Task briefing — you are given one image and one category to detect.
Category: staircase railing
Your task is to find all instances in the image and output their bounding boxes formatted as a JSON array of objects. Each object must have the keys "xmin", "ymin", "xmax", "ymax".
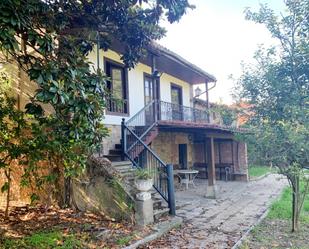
[{"xmin": 121, "ymin": 100, "xmax": 175, "ymax": 215}]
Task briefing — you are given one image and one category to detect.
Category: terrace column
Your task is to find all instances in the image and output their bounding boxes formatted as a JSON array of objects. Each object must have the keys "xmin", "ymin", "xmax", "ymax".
[{"xmin": 205, "ymin": 136, "xmax": 217, "ymax": 198}]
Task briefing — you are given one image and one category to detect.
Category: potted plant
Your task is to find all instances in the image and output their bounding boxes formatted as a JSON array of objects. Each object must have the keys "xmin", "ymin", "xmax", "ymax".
[{"xmin": 135, "ymin": 168, "xmax": 153, "ymax": 192}]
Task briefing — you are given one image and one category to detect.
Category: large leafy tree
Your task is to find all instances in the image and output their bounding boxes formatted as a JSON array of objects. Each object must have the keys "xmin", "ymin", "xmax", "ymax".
[
  {"xmin": 236, "ymin": 0, "xmax": 309, "ymax": 231},
  {"xmin": 0, "ymin": 0, "xmax": 193, "ymax": 207}
]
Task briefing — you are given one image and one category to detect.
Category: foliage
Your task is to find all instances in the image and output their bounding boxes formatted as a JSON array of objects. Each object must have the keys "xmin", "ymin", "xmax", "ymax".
[
  {"xmin": 0, "ymin": 0, "xmax": 193, "ymax": 206},
  {"xmin": 248, "ymin": 165, "xmax": 274, "ymax": 178},
  {"xmin": 0, "ymin": 72, "xmax": 32, "ymax": 218},
  {"xmin": 268, "ymin": 182, "xmax": 309, "ymax": 223},
  {"xmin": 116, "ymin": 235, "xmax": 133, "ymax": 246},
  {"xmin": 214, "ymin": 104, "xmax": 238, "ymax": 126},
  {"xmin": 1, "ymin": 230, "xmax": 82, "ymax": 249},
  {"xmin": 236, "ymin": 0, "xmax": 309, "ymax": 231},
  {"xmin": 135, "ymin": 168, "xmax": 153, "ymax": 180}
]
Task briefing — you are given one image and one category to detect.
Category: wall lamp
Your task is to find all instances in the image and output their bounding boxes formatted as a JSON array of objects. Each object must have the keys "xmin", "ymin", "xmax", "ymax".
[{"xmin": 152, "ymin": 70, "xmax": 163, "ymax": 79}]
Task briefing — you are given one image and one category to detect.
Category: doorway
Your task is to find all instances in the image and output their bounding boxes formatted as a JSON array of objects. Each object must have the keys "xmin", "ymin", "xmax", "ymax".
[
  {"xmin": 179, "ymin": 144, "xmax": 188, "ymax": 169},
  {"xmin": 144, "ymin": 74, "xmax": 160, "ymax": 123},
  {"xmin": 171, "ymin": 84, "xmax": 183, "ymax": 120}
]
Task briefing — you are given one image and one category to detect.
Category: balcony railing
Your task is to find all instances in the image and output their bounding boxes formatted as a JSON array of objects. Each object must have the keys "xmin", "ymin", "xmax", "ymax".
[
  {"xmin": 158, "ymin": 101, "xmax": 210, "ymax": 124},
  {"xmin": 106, "ymin": 96, "xmax": 128, "ymax": 114}
]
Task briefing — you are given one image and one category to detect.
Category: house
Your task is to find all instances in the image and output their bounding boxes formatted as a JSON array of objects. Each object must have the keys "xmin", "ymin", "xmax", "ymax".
[
  {"xmin": 89, "ymin": 43, "xmax": 249, "ymax": 215},
  {"xmin": 0, "ymin": 41, "xmax": 248, "ymax": 217}
]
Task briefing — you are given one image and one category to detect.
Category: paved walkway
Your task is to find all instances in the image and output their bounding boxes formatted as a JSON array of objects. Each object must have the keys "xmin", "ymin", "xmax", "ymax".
[{"xmin": 148, "ymin": 174, "xmax": 287, "ymax": 249}]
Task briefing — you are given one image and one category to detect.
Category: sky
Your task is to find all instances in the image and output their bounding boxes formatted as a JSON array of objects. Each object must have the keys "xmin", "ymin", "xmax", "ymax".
[{"xmin": 159, "ymin": 0, "xmax": 285, "ymax": 104}]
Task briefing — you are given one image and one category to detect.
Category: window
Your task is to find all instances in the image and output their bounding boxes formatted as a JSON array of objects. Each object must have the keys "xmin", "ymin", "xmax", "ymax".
[
  {"xmin": 105, "ymin": 60, "xmax": 128, "ymax": 114},
  {"xmin": 144, "ymin": 75, "xmax": 153, "ymax": 105}
]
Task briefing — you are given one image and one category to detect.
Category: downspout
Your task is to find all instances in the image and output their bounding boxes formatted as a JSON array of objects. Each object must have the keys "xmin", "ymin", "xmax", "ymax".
[
  {"xmin": 205, "ymin": 81, "xmax": 210, "ymax": 122},
  {"xmin": 96, "ymin": 31, "xmax": 100, "ymax": 70},
  {"xmin": 151, "ymin": 54, "xmax": 158, "ymax": 121}
]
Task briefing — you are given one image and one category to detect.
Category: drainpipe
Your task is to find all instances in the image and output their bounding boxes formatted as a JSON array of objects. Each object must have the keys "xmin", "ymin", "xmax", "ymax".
[
  {"xmin": 96, "ymin": 31, "xmax": 100, "ymax": 70},
  {"xmin": 151, "ymin": 54, "xmax": 158, "ymax": 121},
  {"xmin": 205, "ymin": 81, "xmax": 210, "ymax": 122}
]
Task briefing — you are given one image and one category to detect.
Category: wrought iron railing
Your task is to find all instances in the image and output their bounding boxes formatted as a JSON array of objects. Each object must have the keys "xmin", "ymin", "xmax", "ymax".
[
  {"xmin": 106, "ymin": 96, "xmax": 128, "ymax": 114},
  {"xmin": 122, "ymin": 100, "xmax": 175, "ymax": 215},
  {"xmin": 121, "ymin": 99, "xmax": 231, "ymax": 215},
  {"xmin": 158, "ymin": 100, "xmax": 210, "ymax": 123},
  {"xmin": 124, "ymin": 127, "xmax": 171, "ymax": 198}
]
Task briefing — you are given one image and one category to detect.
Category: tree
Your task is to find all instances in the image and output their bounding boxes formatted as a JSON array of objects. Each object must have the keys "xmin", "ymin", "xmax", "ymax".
[
  {"xmin": 236, "ymin": 0, "xmax": 309, "ymax": 232},
  {"xmin": 0, "ymin": 0, "xmax": 193, "ymax": 206}
]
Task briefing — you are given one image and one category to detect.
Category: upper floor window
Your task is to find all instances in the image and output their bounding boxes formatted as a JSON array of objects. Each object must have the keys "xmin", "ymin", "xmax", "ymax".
[{"xmin": 105, "ymin": 60, "xmax": 129, "ymax": 115}]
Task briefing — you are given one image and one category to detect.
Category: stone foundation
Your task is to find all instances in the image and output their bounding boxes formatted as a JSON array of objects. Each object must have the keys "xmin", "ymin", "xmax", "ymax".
[
  {"xmin": 72, "ymin": 156, "xmax": 135, "ymax": 221},
  {"xmin": 151, "ymin": 132, "xmax": 193, "ymax": 169},
  {"xmin": 150, "ymin": 131, "xmax": 248, "ymax": 181},
  {"xmin": 101, "ymin": 124, "xmax": 121, "ymax": 155}
]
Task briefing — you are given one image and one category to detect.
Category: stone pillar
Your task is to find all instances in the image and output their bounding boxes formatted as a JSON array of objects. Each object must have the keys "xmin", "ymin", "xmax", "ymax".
[
  {"xmin": 205, "ymin": 136, "xmax": 217, "ymax": 198},
  {"xmin": 135, "ymin": 185, "xmax": 154, "ymax": 226},
  {"xmin": 135, "ymin": 199, "xmax": 154, "ymax": 226},
  {"xmin": 238, "ymin": 142, "xmax": 249, "ymax": 182}
]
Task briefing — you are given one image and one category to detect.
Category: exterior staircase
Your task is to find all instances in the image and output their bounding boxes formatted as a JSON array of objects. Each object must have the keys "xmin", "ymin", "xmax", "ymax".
[
  {"xmin": 104, "ymin": 126, "xmax": 159, "ymax": 162},
  {"xmin": 104, "ymin": 143, "xmax": 122, "ymax": 162},
  {"xmin": 111, "ymin": 160, "xmax": 169, "ymax": 221},
  {"xmin": 104, "ymin": 100, "xmax": 176, "ymax": 216}
]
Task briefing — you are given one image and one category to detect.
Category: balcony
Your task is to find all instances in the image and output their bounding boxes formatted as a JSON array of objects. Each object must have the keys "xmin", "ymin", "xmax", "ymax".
[{"xmin": 159, "ymin": 101, "xmax": 211, "ymax": 123}]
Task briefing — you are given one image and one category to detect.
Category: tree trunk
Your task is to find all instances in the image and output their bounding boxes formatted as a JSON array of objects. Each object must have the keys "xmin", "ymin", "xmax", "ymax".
[
  {"xmin": 64, "ymin": 177, "xmax": 71, "ymax": 207},
  {"xmin": 4, "ymin": 169, "xmax": 11, "ymax": 220},
  {"xmin": 291, "ymin": 175, "xmax": 300, "ymax": 232}
]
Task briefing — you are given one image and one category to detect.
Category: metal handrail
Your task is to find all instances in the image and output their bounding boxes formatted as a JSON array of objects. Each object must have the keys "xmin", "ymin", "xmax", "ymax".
[
  {"xmin": 124, "ymin": 124, "xmax": 170, "ymax": 202},
  {"xmin": 125, "ymin": 125, "xmax": 167, "ymax": 166},
  {"xmin": 126, "ymin": 122, "xmax": 157, "ymax": 153},
  {"xmin": 125, "ymin": 99, "xmax": 155, "ymax": 126}
]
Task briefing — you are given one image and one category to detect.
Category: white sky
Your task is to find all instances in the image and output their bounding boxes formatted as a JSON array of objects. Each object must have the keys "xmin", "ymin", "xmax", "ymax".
[{"xmin": 159, "ymin": 0, "xmax": 285, "ymax": 104}]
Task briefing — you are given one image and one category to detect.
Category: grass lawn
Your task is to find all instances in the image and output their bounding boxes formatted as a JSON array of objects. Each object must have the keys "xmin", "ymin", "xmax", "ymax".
[
  {"xmin": 248, "ymin": 165, "xmax": 274, "ymax": 178},
  {"xmin": 1, "ymin": 230, "xmax": 83, "ymax": 249},
  {"xmin": 241, "ymin": 182, "xmax": 309, "ymax": 249}
]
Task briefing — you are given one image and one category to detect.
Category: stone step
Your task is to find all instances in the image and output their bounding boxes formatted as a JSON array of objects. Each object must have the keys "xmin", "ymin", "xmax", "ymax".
[
  {"xmin": 105, "ymin": 154, "xmax": 122, "ymax": 162},
  {"xmin": 153, "ymin": 198, "xmax": 163, "ymax": 210},
  {"xmin": 109, "ymin": 149, "xmax": 122, "ymax": 155},
  {"xmin": 117, "ymin": 167, "xmax": 136, "ymax": 173},
  {"xmin": 114, "ymin": 164, "xmax": 133, "ymax": 170},
  {"xmin": 119, "ymin": 171, "xmax": 136, "ymax": 178},
  {"xmin": 154, "ymin": 207, "xmax": 170, "ymax": 221},
  {"xmin": 111, "ymin": 161, "xmax": 132, "ymax": 167},
  {"xmin": 115, "ymin": 144, "xmax": 122, "ymax": 149}
]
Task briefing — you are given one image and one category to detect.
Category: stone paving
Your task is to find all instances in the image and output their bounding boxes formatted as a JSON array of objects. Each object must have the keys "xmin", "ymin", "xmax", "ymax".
[{"xmin": 148, "ymin": 174, "xmax": 287, "ymax": 249}]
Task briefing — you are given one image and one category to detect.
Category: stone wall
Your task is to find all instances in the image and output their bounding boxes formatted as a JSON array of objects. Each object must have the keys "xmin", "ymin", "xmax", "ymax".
[
  {"xmin": 151, "ymin": 132, "xmax": 193, "ymax": 169},
  {"xmin": 0, "ymin": 161, "xmax": 30, "ymax": 209},
  {"xmin": 101, "ymin": 124, "xmax": 121, "ymax": 155},
  {"xmin": 72, "ymin": 156, "xmax": 135, "ymax": 221},
  {"xmin": 235, "ymin": 142, "xmax": 249, "ymax": 181}
]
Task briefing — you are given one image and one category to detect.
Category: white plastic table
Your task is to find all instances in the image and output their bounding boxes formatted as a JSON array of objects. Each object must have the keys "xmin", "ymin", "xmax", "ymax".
[{"xmin": 174, "ymin": 169, "xmax": 199, "ymax": 190}]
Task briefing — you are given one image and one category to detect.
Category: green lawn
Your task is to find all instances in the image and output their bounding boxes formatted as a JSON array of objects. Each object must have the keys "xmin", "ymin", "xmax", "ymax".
[
  {"xmin": 268, "ymin": 182, "xmax": 309, "ymax": 222},
  {"xmin": 248, "ymin": 165, "xmax": 274, "ymax": 178},
  {"xmin": 240, "ymin": 182, "xmax": 309, "ymax": 249},
  {"xmin": 0, "ymin": 230, "xmax": 83, "ymax": 249}
]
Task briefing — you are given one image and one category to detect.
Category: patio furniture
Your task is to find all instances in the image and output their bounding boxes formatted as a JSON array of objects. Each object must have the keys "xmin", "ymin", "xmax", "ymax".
[
  {"xmin": 193, "ymin": 163, "xmax": 233, "ymax": 181},
  {"xmin": 232, "ymin": 171, "xmax": 247, "ymax": 181},
  {"xmin": 193, "ymin": 163, "xmax": 208, "ymax": 179},
  {"xmin": 215, "ymin": 163, "xmax": 233, "ymax": 181},
  {"xmin": 174, "ymin": 169, "xmax": 199, "ymax": 190}
]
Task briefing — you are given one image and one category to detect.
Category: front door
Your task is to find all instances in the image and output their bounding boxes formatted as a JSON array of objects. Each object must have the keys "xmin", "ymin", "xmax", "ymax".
[
  {"xmin": 171, "ymin": 84, "xmax": 183, "ymax": 120},
  {"xmin": 179, "ymin": 144, "xmax": 188, "ymax": 169},
  {"xmin": 144, "ymin": 75, "xmax": 160, "ymax": 124}
]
